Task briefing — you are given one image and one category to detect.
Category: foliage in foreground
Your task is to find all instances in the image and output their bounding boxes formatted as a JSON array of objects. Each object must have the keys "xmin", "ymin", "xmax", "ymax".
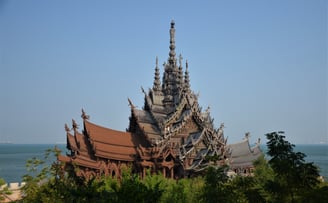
[
  {"xmin": 0, "ymin": 178, "xmax": 12, "ymax": 201},
  {"xmin": 9, "ymin": 132, "xmax": 328, "ymax": 202}
]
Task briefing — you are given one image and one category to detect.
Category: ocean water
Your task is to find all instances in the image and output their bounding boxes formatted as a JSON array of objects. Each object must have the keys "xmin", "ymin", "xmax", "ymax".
[
  {"xmin": 0, "ymin": 144, "xmax": 67, "ymax": 183},
  {"xmin": 294, "ymin": 144, "xmax": 328, "ymax": 179},
  {"xmin": 0, "ymin": 144, "xmax": 327, "ymax": 183}
]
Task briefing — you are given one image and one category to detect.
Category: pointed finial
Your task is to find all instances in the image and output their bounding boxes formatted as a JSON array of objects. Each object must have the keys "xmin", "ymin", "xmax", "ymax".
[
  {"xmin": 72, "ymin": 119, "xmax": 79, "ymax": 131},
  {"xmin": 141, "ymin": 86, "xmax": 145, "ymax": 94},
  {"xmin": 128, "ymin": 98, "xmax": 135, "ymax": 109},
  {"xmin": 65, "ymin": 123, "xmax": 70, "ymax": 132},
  {"xmin": 171, "ymin": 19, "xmax": 175, "ymax": 28},
  {"xmin": 257, "ymin": 138, "xmax": 261, "ymax": 144},
  {"xmin": 81, "ymin": 108, "xmax": 90, "ymax": 120},
  {"xmin": 245, "ymin": 132, "xmax": 250, "ymax": 139},
  {"xmin": 179, "ymin": 54, "xmax": 183, "ymax": 67},
  {"xmin": 156, "ymin": 56, "xmax": 158, "ymax": 67}
]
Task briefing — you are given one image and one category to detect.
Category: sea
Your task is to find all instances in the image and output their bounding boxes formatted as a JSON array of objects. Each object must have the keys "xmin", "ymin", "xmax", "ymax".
[{"xmin": 0, "ymin": 144, "xmax": 327, "ymax": 183}]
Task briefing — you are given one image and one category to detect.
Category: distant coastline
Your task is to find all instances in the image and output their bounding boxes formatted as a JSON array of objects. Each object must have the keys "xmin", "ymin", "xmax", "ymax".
[
  {"xmin": 0, "ymin": 141, "xmax": 13, "ymax": 144},
  {"xmin": 1, "ymin": 143, "xmax": 327, "ymax": 145}
]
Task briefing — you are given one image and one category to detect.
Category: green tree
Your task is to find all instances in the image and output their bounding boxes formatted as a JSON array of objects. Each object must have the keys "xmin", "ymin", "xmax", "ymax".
[
  {"xmin": 252, "ymin": 154, "xmax": 274, "ymax": 201},
  {"xmin": 265, "ymin": 131, "xmax": 321, "ymax": 202},
  {"xmin": 20, "ymin": 147, "xmax": 116, "ymax": 202},
  {"xmin": 229, "ymin": 175, "xmax": 265, "ymax": 203},
  {"xmin": 301, "ymin": 181, "xmax": 328, "ymax": 203},
  {"xmin": 201, "ymin": 165, "xmax": 233, "ymax": 203},
  {"xmin": 0, "ymin": 178, "xmax": 12, "ymax": 202}
]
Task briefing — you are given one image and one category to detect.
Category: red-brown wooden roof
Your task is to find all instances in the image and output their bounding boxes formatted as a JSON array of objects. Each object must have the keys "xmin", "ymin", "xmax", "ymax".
[
  {"xmin": 84, "ymin": 120, "xmax": 140, "ymax": 146},
  {"xmin": 75, "ymin": 131, "xmax": 90, "ymax": 157},
  {"xmin": 58, "ymin": 154, "xmax": 99, "ymax": 169},
  {"xmin": 67, "ymin": 132, "xmax": 78, "ymax": 151},
  {"xmin": 84, "ymin": 120, "xmax": 142, "ymax": 161}
]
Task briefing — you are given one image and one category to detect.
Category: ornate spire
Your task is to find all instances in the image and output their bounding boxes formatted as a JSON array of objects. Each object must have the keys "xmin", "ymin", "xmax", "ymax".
[
  {"xmin": 162, "ymin": 20, "xmax": 181, "ymax": 108},
  {"xmin": 169, "ymin": 20, "xmax": 176, "ymax": 65},
  {"xmin": 184, "ymin": 60, "xmax": 191, "ymax": 93},
  {"xmin": 153, "ymin": 56, "xmax": 161, "ymax": 91}
]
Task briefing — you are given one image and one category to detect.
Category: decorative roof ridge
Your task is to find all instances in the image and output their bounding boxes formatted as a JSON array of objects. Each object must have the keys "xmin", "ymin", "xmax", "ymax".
[{"xmin": 227, "ymin": 137, "xmax": 250, "ymax": 146}]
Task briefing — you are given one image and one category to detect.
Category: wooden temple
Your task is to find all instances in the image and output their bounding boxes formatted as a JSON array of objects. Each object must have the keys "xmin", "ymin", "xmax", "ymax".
[{"xmin": 58, "ymin": 21, "xmax": 262, "ymax": 179}]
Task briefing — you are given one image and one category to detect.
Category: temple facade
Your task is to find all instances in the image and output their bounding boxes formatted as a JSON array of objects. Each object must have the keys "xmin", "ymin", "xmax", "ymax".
[{"xmin": 58, "ymin": 21, "xmax": 262, "ymax": 179}]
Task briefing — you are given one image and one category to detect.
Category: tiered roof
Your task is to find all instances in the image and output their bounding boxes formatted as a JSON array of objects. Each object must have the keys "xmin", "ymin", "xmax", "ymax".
[
  {"xmin": 58, "ymin": 115, "xmax": 143, "ymax": 170},
  {"xmin": 228, "ymin": 135, "xmax": 262, "ymax": 170}
]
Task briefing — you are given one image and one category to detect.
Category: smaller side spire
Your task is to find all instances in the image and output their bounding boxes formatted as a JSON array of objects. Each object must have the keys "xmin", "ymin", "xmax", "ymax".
[
  {"xmin": 178, "ymin": 54, "xmax": 184, "ymax": 91},
  {"xmin": 153, "ymin": 56, "xmax": 161, "ymax": 92},
  {"xmin": 184, "ymin": 60, "xmax": 191, "ymax": 93}
]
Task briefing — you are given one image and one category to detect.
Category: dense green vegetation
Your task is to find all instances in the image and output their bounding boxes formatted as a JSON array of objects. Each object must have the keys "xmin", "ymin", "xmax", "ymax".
[
  {"xmin": 0, "ymin": 177, "xmax": 12, "ymax": 201},
  {"xmin": 2, "ymin": 131, "xmax": 328, "ymax": 202}
]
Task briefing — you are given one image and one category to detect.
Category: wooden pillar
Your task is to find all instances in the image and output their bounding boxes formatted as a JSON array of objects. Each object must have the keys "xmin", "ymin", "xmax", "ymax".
[
  {"xmin": 170, "ymin": 167, "xmax": 174, "ymax": 179},
  {"xmin": 163, "ymin": 167, "xmax": 166, "ymax": 178},
  {"xmin": 143, "ymin": 167, "xmax": 146, "ymax": 178}
]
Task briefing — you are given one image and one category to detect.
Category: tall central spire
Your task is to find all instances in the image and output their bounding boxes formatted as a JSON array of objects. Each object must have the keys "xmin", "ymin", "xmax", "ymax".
[{"xmin": 169, "ymin": 20, "xmax": 176, "ymax": 65}]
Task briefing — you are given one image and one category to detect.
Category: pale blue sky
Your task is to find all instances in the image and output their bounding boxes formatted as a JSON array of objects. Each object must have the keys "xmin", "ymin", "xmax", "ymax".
[{"xmin": 0, "ymin": 0, "xmax": 327, "ymax": 144}]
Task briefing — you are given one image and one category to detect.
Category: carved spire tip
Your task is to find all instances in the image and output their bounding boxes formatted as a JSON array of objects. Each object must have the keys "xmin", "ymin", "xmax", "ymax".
[
  {"xmin": 170, "ymin": 19, "xmax": 175, "ymax": 28},
  {"xmin": 64, "ymin": 123, "xmax": 70, "ymax": 132},
  {"xmin": 72, "ymin": 119, "xmax": 79, "ymax": 130},
  {"xmin": 141, "ymin": 86, "xmax": 145, "ymax": 94},
  {"xmin": 81, "ymin": 108, "xmax": 90, "ymax": 120},
  {"xmin": 179, "ymin": 54, "xmax": 183, "ymax": 67},
  {"xmin": 128, "ymin": 98, "xmax": 135, "ymax": 108}
]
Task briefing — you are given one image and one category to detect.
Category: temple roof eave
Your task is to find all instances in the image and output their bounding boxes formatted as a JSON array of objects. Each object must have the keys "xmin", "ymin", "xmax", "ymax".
[{"xmin": 84, "ymin": 119, "xmax": 139, "ymax": 147}]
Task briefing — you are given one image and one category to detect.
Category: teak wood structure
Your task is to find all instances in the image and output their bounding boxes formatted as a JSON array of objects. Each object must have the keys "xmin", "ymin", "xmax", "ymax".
[{"xmin": 58, "ymin": 21, "xmax": 262, "ymax": 179}]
